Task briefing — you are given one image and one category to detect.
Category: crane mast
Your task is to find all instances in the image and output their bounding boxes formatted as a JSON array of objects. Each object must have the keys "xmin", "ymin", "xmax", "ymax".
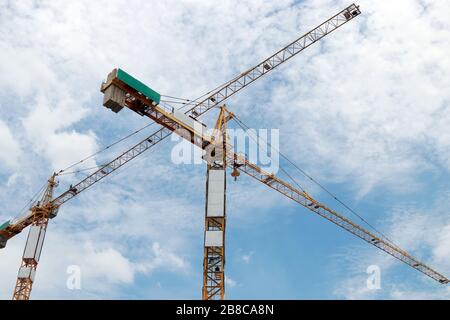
[
  {"xmin": 12, "ymin": 174, "xmax": 58, "ymax": 300},
  {"xmin": 202, "ymin": 107, "xmax": 233, "ymax": 300}
]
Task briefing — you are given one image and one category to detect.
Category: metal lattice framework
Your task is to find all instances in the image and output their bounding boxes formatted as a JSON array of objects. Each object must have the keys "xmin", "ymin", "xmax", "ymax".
[
  {"xmin": 12, "ymin": 175, "xmax": 58, "ymax": 300},
  {"xmin": 53, "ymin": 127, "xmax": 172, "ymax": 206},
  {"xmin": 186, "ymin": 4, "xmax": 361, "ymax": 118},
  {"xmin": 202, "ymin": 107, "xmax": 229, "ymax": 300},
  {"xmin": 1, "ymin": 3, "xmax": 361, "ymax": 241},
  {"xmin": 224, "ymin": 151, "xmax": 449, "ymax": 284},
  {"xmin": 202, "ymin": 207, "xmax": 226, "ymax": 300},
  {"xmin": 7, "ymin": 4, "xmax": 444, "ymax": 301},
  {"xmin": 85, "ymin": 88, "xmax": 450, "ymax": 287},
  {"xmin": 98, "ymin": 91, "xmax": 450, "ymax": 286}
]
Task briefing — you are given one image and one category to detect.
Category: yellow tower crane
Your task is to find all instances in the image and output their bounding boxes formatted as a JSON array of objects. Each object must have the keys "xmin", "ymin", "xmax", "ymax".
[{"xmin": 3, "ymin": 4, "xmax": 446, "ymax": 300}]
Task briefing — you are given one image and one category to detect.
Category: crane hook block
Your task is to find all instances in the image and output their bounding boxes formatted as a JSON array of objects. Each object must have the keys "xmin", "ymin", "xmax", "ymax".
[{"xmin": 231, "ymin": 167, "xmax": 240, "ymax": 180}]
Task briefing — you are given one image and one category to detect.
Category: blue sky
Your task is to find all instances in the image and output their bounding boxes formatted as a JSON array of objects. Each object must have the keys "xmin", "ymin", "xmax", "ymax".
[{"xmin": 1, "ymin": 0, "xmax": 450, "ymax": 299}]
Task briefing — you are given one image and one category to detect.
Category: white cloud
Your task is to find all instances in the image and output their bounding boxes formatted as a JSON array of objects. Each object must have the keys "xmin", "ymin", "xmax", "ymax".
[
  {"xmin": 432, "ymin": 225, "xmax": 450, "ymax": 266},
  {"xmin": 241, "ymin": 251, "xmax": 254, "ymax": 264},
  {"xmin": 333, "ymin": 277, "xmax": 380, "ymax": 300},
  {"xmin": 135, "ymin": 242, "xmax": 186, "ymax": 274},
  {"xmin": 225, "ymin": 276, "xmax": 237, "ymax": 288},
  {"xmin": 80, "ymin": 245, "xmax": 135, "ymax": 285},
  {"xmin": 333, "ymin": 190, "xmax": 450, "ymax": 300},
  {"xmin": 389, "ymin": 284, "xmax": 450, "ymax": 300},
  {"xmin": 1, "ymin": 0, "xmax": 450, "ymax": 299},
  {"xmin": 262, "ymin": 0, "xmax": 450, "ymax": 196},
  {"xmin": 0, "ymin": 120, "xmax": 21, "ymax": 169},
  {"xmin": 0, "ymin": 227, "xmax": 189, "ymax": 299}
]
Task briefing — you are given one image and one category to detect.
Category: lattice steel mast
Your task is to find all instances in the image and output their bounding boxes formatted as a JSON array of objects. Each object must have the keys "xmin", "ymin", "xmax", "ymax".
[
  {"xmin": 202, "ymin": 107, "xmax": 234, "ymax": 299},
  {"xmin": 12, "ymin": 174, "xmax": 58, "ymax": 300}
]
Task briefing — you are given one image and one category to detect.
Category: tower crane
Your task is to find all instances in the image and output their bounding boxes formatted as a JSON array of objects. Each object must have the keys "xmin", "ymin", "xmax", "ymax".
[
  {"xmin": 97, "ymin": 75, "xmax": 450, "ymax": 299},
  {"xmin": 2, "ymin": 4, "xmax": 446, "ymax": 300}
]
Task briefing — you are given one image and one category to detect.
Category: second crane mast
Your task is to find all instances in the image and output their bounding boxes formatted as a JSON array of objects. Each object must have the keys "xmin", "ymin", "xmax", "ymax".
[
  {"xmin": 202, "ymin": 107, "xmax": 233, "ymax": 300},
  {"xmin": 11, "ymin": 174, "xmax": 58, "ymax": 300}
]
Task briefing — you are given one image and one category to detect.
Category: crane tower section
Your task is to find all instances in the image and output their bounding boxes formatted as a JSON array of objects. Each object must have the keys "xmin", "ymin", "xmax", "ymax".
[
  {"xmin": 202, "ymin": 107, "xmax": 230, "ymax": 300},
  {"xmin": 203, "ymin": 164, "xmax": 226, "ymax": 300},
  {"xmin": 12, "ymin": 174, "xmax": 58, "ymax": 300}
]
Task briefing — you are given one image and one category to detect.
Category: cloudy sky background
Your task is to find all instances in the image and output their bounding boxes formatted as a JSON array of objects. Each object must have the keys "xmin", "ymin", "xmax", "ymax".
[{"xmin": 1, "ymin": 0, "xmax": 450, "ymax": 299}]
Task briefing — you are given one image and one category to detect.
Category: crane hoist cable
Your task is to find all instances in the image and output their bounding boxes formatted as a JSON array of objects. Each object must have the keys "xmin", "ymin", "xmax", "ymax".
[
  {"xmin": 230, "ymin": 114, "xmax": 400, "ymax": 249},
  {"xmin": 160, "ymin": 100, "xmax": 190, "ymax": 105},
  {"xmin": 58, "ymin": 87, "xmax": 227, "ymax": 175},
  {"xmin": 159, "ymin": 94, "xmax": 199, "ymax": 106},
  {"xmin": 163, "ymin": 70, "xmax": 252, "ymax": 113},
  {"xmin": 279, "ymin": 166, "xmax": 307, "ymax": 194},
  {"xmin": 160, "ymin": 94, "xmax": 192, "ymax": 101},
  {"xmin": 7, "ymin": 181, "xmax": 48, "ymax": 224},
  {"xmin": 61, "ymin": 65, "xmax": 250, "ymax": 175},
  {"xmin": 160, "ymin": 99, "xmax": 209, "ymax": 109},
  {"xmin": 13, "ymin": 96, "xmax": 190, "ymax": 219},
  {"xmin": 57, "ymin": 165, "xmax": 107, "ymax": 176},
  {"xmin": 14, "ymin": 182, "xmax": 47, "ymax": 218},
  {"xmin": 11, "ymin": 123, "xmax": 162, "ymax": 221},
  {"xmin": 11, "ymin": 118, "xmax": 161, "ymax": 220},
  {"xmin": 58, "ymin": 121, "xmax": 157, "ymax": 174}
]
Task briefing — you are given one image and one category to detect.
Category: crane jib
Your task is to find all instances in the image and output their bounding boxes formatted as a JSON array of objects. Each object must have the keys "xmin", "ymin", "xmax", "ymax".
[
  {"xmin": 2, "ymin": 3, "xmax": 448, "ymax": 299},
  {"xmin": 1, "ymin": 5, "xmax": 362, "ymax": 242},
  {"xmin": 186, "ymin": 3, "xmax": 361, "ymax": 118},
  {"xmin": 10, "ymin": 3, "xmax": 447, "ymax": 300}
]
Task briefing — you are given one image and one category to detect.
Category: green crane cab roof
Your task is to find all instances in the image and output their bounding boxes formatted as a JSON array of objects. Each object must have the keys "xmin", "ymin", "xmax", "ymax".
[
  {"xmin": 0, "ymin": 220, "xmax": 10, "ymax": 231},
  {"xmin": 116, "ymin": 68, "xmax": 161, "ymax": 104}
]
